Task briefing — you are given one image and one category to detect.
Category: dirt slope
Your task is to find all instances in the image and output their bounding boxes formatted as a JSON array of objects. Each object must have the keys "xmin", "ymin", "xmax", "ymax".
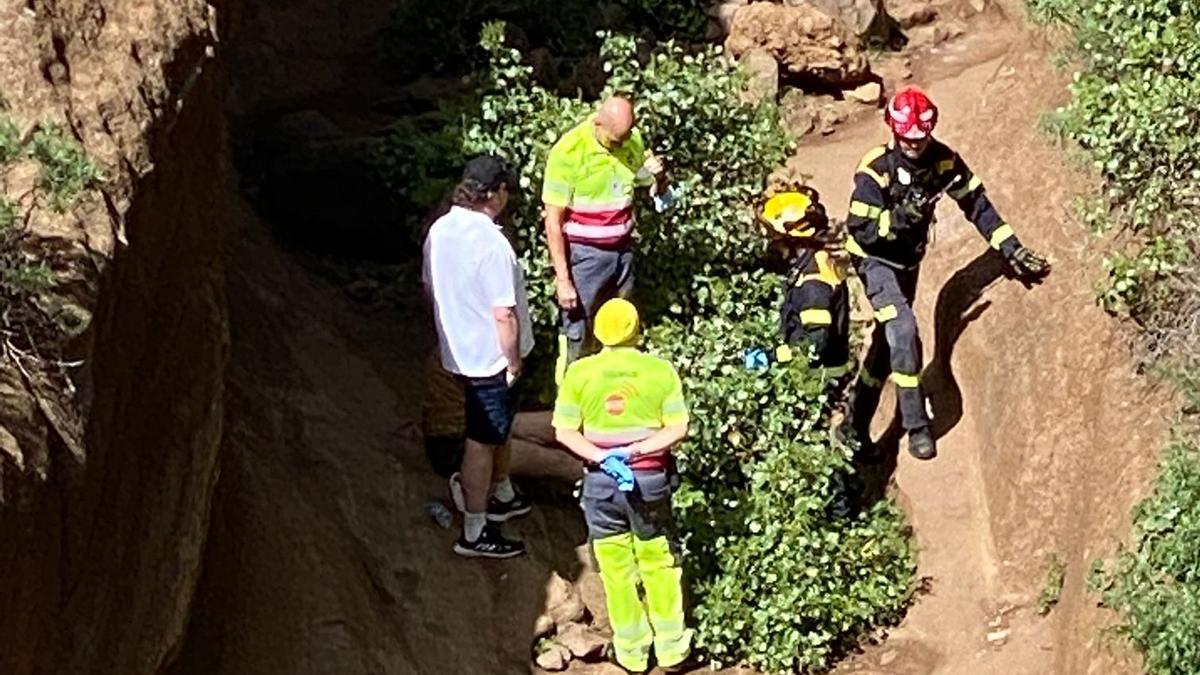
[
  {"xmin": 174, "ymin": 217, "xmax": 598, "ymax": 674},
  {"xmin": 800, "ymin": 13, "xmax": 1169, "ymax": 675}
]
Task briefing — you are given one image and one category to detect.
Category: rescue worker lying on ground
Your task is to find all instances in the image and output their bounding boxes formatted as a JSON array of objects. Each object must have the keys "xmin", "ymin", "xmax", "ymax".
[
  {"xmin": 552, "ymin": 298, "xmax": 693, "ymax": 675},
  {"xmin": 844, "ymin": 85, "xmax": 1051, "ymax": 461}
]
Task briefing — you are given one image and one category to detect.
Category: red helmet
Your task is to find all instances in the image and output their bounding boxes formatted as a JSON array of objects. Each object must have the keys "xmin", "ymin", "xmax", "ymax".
[{"xmin": 885, "ymin": 86, "xmax": 938, "ymax": 140}]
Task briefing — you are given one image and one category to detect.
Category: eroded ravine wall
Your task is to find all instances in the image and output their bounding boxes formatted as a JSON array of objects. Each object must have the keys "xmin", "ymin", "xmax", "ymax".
[{"xmin": 0, "ymin": 2, "xmax": 228, "ymax": 672}]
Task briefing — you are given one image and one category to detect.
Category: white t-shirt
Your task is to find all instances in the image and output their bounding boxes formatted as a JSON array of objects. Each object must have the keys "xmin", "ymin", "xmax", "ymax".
[{"xmin": 423, "ymin": 206, "xmax": 535, "ymax": 377}]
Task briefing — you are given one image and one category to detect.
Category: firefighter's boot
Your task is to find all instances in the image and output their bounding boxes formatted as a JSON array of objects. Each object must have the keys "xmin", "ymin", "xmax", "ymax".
[{"xmin": 908, "ymin": 427, "xmax": 937, "ymax": 460}]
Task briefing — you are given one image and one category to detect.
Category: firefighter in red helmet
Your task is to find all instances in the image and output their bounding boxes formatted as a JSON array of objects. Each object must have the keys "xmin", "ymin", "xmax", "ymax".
[{"xmin": 843, "ymin": 86, "xmax": 1050, "ymax": 461}]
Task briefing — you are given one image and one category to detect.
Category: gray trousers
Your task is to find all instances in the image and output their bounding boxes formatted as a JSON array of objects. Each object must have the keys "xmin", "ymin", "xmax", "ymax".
[
  {"xmin": 558, "ymin": 243, "xmax": 634, "ymax": 378},
  {"xmin": 850, "ymin": 258, "xmax": 930, "ymax": 434},
  {"xmin": 581, "ymin": 469, "xmax": 673, "ymax": 540}
]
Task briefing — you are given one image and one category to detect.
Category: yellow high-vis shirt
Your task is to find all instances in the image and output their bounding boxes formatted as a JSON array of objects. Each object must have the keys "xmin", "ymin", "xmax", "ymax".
[
  {"xmin": 552, "ymin": 347, "xmax": 687, "ymax": 466},
  {"xmin": 542, "ymin": 116, "xmax": 654, "ymax": 247}
]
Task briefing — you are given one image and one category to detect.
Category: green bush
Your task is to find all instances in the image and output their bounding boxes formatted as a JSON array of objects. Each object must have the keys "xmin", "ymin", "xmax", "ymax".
[
  {"xmin": 1, "ymin": 262, "xmax": 56, "ymax": 293},
  {"xmin": 383, "ymin": 0, "xmax": 707, "ymax": 82},
  {"xmin": 1031, "ymin": 0, "xmax": 1200, "ymax": 327},
  {"xmin": 1091, "ymin": 435, "xmax": 1200, "ymax": 673},
  {"xmin": 0, "ymin": 196, "xmax": 15, "ymax": 231},
  {"xmin": 1031, "ymin": 1, "xmax": 1200, "ymax": 670},
  {"xmin": 30, "ymin": 123, "xmax": 103, "ymax": 212},
  {"xmin": 1037, "ymin": 552, "xmax": 1066, "ymax": 616},
  {"xmin": 369, "ymin": 112, "xmax": 465, "ymax": 246},
  {"xmin": 0, "ymin": 116, "xmax": 21, "ymax": 165},
  {"xmin": 645, "ymin": 272, "xmax": 915, "ymax": 671},
  {"xmin": 458, "ymin": 23, "xmax": 789, "ymax": 397}
]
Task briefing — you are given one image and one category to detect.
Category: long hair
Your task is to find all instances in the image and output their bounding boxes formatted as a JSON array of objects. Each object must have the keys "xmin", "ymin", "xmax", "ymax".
[{"xmin": 450, "ymin": 179, "xmax": 494, "ymax": 209}]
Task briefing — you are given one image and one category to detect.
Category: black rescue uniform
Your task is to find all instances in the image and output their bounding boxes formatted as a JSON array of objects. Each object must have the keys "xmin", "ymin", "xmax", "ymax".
[
  {"xmin": 781, "ymin": 249, "xmax": 853, "ymax": 380},
  {"xmin": 845, "ymin": 139, "xmax": 1026, "ymax": 437}
]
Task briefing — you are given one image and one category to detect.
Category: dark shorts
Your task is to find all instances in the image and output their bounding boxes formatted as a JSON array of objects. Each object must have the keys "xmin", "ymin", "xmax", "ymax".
[
  {"xmin": 581, "ymin": 469, "xmax": 675, "ymax": 540},
  {"xmin": 459, "ymin": 371, "xmax": 516, "ymax": 445}
]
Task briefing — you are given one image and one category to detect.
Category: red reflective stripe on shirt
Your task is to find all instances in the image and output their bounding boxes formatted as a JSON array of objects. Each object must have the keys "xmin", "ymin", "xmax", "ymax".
[
  {"xmin": 564, "ymin": 219, "xmax": 634, "ymax": 247},
  {"xmin": 628, "ymin": 456, "xmax": 667, "ymax": 471},
  {"xmin": 567, "ymin": 207, "xmax": 634, "ymax": 227}
]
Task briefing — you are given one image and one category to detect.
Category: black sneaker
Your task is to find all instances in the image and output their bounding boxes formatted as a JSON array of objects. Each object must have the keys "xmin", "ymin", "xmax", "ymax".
[
  {"xmin": 908, "ymin": 427, "xmax": 937, "ymax": 461},
  {"xmin": 453, "ymin": 527, "xmax": 526, "ymax": 559},
  {"xmin": 487, "ymin": 491, "xmax": 532, "ymax": 522}
]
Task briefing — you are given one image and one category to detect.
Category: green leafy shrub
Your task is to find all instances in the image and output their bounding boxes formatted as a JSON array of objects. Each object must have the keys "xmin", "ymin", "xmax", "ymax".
[
  {"xmin": 30, "ymin": 123, "xmax": 103, "ymax": 212},
  {"xmin": 1, "ymin": 262, "xmax": 56, "ymax": 293},
  {"xmin": 0, "ymin": 116, "xmax": 21, "ymax": 165},
  {"xmin": 459, "ymin": 23, "xmax": 788, "ymax": 396},
  {"xmin": 1091, "ymin": 435, "xmax": 1200, "ymax": 673},
  {"xmin": 383, "ymin": 0, "xmax": 707, "ymax": 82},
  {"xmin": 0, "ymin": 196, "xmax": 15, "ymax": 231},
  {"xmin": 1030, "ymin": 0, "xmax": 1200, "ymax": 331},
  {"xmin": 646, "ymin": 272, "xmax": 915, "ymax": 671},
  {"xmin": 1095, "ymin": 236, "xmax": 1186, "ymax": 315},
  {"xmin": 0, "ymin": 194, "xmax": 56, "ymax": 296},
  {"xmin": 1030, "ymin": 1, "xmax": 1200, "ymax": 670},
  {"xmin": 369, "ymin": 112, "xmax": 466, "ymax": 247},
  {"xmin": 1037, "ymin": 552, "xmax": 1066, "ymax": 616}
]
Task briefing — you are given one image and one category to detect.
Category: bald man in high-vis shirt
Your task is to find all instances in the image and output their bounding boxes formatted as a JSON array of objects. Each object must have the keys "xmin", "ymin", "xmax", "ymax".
[{"xmin": 542, "ymin": 96, "xmax": 667, "ymax": 384}]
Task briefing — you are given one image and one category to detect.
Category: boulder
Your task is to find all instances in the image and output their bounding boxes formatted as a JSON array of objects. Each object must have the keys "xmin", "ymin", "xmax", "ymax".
[
  {"xmin": 767, "ymin": 155, "xmax": 814, "ymax": 191},
  {"xmin": 726, "ymin": 2, "xmax": 871, "ymax": 87},
  {"xmin": 739, "ymin": 48, "xmax": 780, "ymax": 103},
  {"xmin": 890, "ymin": 2, "xmax": 938, "ymax": 28},
  {"xmin": 558, "ymin": 623, "xmax": 608, "ymax": 661},
  {"xmin": 846, "ymin": 81, "xmax": 883, "ymax": 105},
  {"xmin": 533, "ymin": 613, "xmax": 556, "ymax": 639},
  {"xmin": 545, "ymin": 572, "xmax": 587, "ymax": 628},
  {"xmin": 706, "ymin": 0, "xmax": 748, "ymax": 38},
  {"xmin": 872, "ymin": 54, "xmax": 914, "ymax": 86},
  {"xmin": 535, "ymin": 643, "xmax": 571, "ymax": 671},
  {"xmin": 907, "ymin": 19, "xmax": 965, "ymax": 48},
  {"xmin": 779, "ymin": 89, "xmax": 817, "ymax": 139},
  {"xmin": 785, "ymin": 0, "xmax": 901, "ymax": 44},
  {"xmin": 577, "ymin": 571, "xmax": 611, "ymax": 631}
]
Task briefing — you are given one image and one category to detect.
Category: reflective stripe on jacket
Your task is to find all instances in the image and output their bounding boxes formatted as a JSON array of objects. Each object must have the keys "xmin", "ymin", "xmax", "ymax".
[{"xmin": 845, "ymin": 140, "xmax": 1021, "ymax": 269}]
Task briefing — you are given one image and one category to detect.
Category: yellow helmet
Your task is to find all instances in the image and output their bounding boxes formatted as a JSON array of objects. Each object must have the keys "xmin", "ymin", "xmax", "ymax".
[
  {"xmin": 759, "ymin": 188, "xmax": 829, "ymax": 241},
  {"xmin": 594, "ymin": 298, "xmax": 640, "ymax": 347}
]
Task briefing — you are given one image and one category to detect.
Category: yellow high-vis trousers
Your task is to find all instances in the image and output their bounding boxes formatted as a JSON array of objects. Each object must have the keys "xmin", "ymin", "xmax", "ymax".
[{"xmin": 583, "ymin": 470, "xmax": 692, "ymax": 672}]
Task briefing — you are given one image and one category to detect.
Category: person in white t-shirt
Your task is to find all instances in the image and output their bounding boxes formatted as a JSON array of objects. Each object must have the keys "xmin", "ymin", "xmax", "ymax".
[{"xmin": 423, "ymin": 155, "xmax": 535, "ymax": 559}]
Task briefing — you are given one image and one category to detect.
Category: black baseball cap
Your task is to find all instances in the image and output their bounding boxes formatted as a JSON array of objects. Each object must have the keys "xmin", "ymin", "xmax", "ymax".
[{"xmin": 462, "ymin": 155, "xmax": 513, "ymax": 192}]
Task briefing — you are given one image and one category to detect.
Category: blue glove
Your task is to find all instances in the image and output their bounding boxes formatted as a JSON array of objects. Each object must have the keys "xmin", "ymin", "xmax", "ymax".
[
  {"xmin": 600, "ymin": 456, "xmax": 636, "ymax": 493},
  {"xmin": 601, "ymin": 446, "xmax": 631, "ymax": 461},
  {"xmin": 743, "ymin": 347, "xmax": 770, "ymax": 372},
  {"xmin": 653, "ymin": 185, "xmax": 680, "ymax": 213}
]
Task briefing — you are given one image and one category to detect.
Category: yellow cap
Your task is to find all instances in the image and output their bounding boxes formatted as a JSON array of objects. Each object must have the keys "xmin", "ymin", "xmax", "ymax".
[
  {"xmin": 594, "ymin": 298, "xmax": 640, "ymax": 347},
  {"xmin": 760, "ymin": 191, "xmax": 823, "ymax": 240}
]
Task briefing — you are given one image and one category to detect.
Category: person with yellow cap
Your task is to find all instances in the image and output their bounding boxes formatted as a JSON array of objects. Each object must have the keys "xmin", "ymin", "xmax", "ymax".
[
  {"xmin": 760, "ymin": 186, "xmax": 859, "ymax": 518},
  {"xmin": 760, "ymin": 185, "xmax": 854, "ymax": 381},
  {"xmin": 552, "ymin": 298, "xmax": 693, "ymax": 674}
]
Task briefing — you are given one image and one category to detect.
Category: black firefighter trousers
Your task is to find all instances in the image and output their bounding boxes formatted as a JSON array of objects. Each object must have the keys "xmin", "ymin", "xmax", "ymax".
[{"xmin": 850, "ymin": 257, "xmax": 931, "ymax": 440}]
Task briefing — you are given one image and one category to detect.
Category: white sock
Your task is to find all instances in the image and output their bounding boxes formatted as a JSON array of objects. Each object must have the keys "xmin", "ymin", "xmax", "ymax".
[
  {"xmin": 493, "ymin": 477, "xmax": 515, "ymax": 503},
  {"xmin": 464, "ymin": 512, "xmax": 487, "ymax": 542}
]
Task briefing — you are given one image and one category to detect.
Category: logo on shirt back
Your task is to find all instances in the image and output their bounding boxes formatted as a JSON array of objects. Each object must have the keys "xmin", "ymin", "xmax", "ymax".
[
  {"xmin": 605, "ymin": 394, "xmax": 627, "ymax": 416},
  {"xmin": 604, "ymin": 382, "xmax": 641, "ymax": 417}
]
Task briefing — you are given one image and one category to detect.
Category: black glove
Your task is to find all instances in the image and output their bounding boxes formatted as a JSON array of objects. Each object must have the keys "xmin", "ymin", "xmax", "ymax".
[{"xmin": 1007, "ymin": 246, "xmax": 1051, "ymax": 280}]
